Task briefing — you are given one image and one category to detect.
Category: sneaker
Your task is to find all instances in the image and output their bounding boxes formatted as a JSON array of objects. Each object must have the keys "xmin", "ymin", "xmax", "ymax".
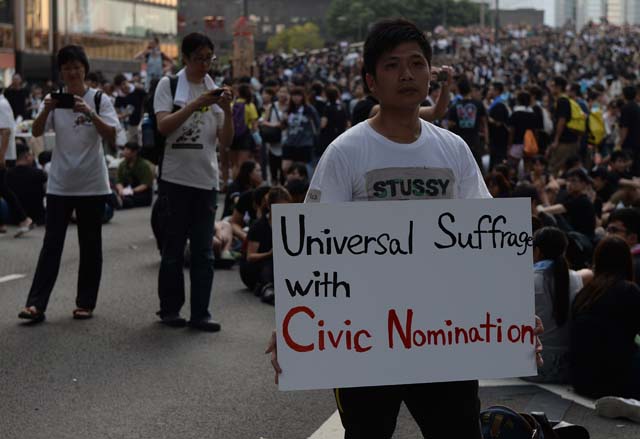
[
  {"xmin": 188, "ymin": 319, "xmax": 221, "ymax": 332},
  {"xmin": 157, "ymin": 312, "xmax": 187, "ymax": 328},
  {"xmin": 14, "ymin": 219, "xmax": 34, "ymax": 238},
  {"xmin": 260, "ymin": 283, "xmax": 275, "ymax": 305},
  {"xmin": 596, "ymin": 396, "xmax": 640, "ymax": 423}
]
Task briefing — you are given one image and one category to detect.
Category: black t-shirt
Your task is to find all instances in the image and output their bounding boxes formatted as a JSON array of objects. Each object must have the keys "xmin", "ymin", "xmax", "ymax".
[
  {"xmin": 488, "ymin": 102, "xmax": 509, "ymax": 151},
  {"xmin": 555, "ymin": 97, "xmax": 578, "ymax": 143},
  {"xmin": 319, "ymin": 101, "xmax": 348, "ymax": 151},
  {"xmin": 5, "ymin": 165, "xmax": 47, "ymax": 224},
  {"xmin": 607, "ymin": 170, "xmax": 632, "ymax": 191},
  {"xmin": 234, "ymin": 190, "xmax": 258, "ymax": 226},
  {"xmin": 508, "ymin": 110, "xmax": 540, "ymax": 144},
  {"xmin": 619, "ymin": 102, "xmax": 640, "ymax": 152},
  {"xmin": 570, "ymin": 280, "xmax": 640, "ymax": 398},
  {"xmin": 223, "ymin": 181, "xmax": 249, "ymax": 218},
  {"xmin": 114, "ymin": 87, "xmax": 147, "ymax": 126},
  {"xmin": 562, "ymin": 193, "xmax": 596, "ymax": 238},
  {"xmin": 448, "ymin": 99, "xmax": 487, "ymax": 149},
  {"xmin": 351, "ymin": 96, "xmax": 378, "ymax": 126},
  {"xmin": 4, "ymin": 87, "xmax": 28, "ymax": 119},
  {"xmin": 247, "ymin": 215, "xmax": 272, "ymax": 254}
]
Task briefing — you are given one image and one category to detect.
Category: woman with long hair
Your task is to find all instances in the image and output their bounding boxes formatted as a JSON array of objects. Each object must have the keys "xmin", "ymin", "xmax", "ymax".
[
  {"xmin": 222, "ymin": 159, "xmax": 262, "ymax": 218},
  {"xmin": 529, "ymin": 227, "xmax": 591, "ymax": 383},
  {"xmin": 570, "ymin": 236, "xmax": 640, "ymax": 398},
  {"xmin": 282, "ymin": 86, "xmax": 319, "ymax": 174}
]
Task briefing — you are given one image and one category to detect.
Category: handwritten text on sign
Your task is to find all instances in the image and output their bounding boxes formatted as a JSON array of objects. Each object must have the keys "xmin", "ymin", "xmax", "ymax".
[{"xmin": 272, "ymin": 199, "xmax": 536, "ymax": 391}]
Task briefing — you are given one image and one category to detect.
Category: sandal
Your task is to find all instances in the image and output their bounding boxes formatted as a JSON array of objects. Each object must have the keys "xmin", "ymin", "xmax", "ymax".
[
  {"xmin": 18, "ymin": 307, "xmax": 46, "ymax": 323},
  {"xmin": 73, "ymin": 308, "xmax": 93, "ymax": 320}
]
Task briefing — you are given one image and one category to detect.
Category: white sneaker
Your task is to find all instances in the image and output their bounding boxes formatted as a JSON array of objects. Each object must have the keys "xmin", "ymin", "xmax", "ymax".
[{"xmin": 596, "ymin": 396, "xmax": 640, "ymax": 423}]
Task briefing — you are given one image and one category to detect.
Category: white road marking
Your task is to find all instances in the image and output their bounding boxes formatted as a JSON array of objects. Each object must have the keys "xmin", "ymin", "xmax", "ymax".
[
  {"xmin": 0, "ymin": 274, "xmax": 26, "ymax": 284},
  {"xmin": 308, "ymin": 378, "xmax": 597, "ymax": 438}
]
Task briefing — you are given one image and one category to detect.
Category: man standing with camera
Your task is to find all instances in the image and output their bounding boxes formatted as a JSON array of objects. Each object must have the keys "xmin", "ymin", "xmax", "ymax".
[{"xmin": 154, "ymin": 33, "xmax": 233, "ymax": 331}]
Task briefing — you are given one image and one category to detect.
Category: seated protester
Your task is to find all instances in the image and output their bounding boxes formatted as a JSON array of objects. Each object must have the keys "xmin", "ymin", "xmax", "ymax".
[
  {"xmin": 38, "ymin": 150, "xmax": 52, "ymax": 174},
  {"xmin": 606, "ymin": 208, "xmax": 640, "ymax": 285},
  {"xmin": 570, "ymin": 236, "xmax": 640, "ymax": 399},
  {"xmin": 527, "ymin": 227, "xmax": 592, "ymax": 383},
  {"xmin": 590, "ymin": 167, "xmax": 616, "ymax": 217},
  {"xmin": 115, "ymin": 142, "xmax": 154, "ymax": 209},
  {"xmin": 484, "ymin": 171, "xmax": 511, "ymax": 198},
  {"xmin": 607, "ymin": 150, "xmax": 640, "ymax": 207},
  {"xmin": 230, "ymin": 185, "xmax": 270, "ymax": 241},
  {"xmin": 285, "ymin": 161, "xmax": 309, "ymax": 183},
  {"xmin": 512, "ymin": 184, "xmax": 557, "ymax": 229},
  {"xmin": 222, "ymin": 160, "xmax": 262, "ymax": 218},
  {"xmin": 285, "ymin": 178, "xmax": 309, "ymax": 204},
  {"xmin": 6, "ymin": 143, "xmax": 47, "ymax": 225},
  {"xmin": 240, "ymin": 186, "xmax": 291, "ymax": 304},
  {"xmin": 213, "ymin": 221, "xmax": 234, "ymax": 262},
  {"xmin": 539, "ymin": 168, "xmax": 596, "ymax": 240},
  {"xmin": 528, "ymin": 155, "xmax": 550, "ymax": 190}
]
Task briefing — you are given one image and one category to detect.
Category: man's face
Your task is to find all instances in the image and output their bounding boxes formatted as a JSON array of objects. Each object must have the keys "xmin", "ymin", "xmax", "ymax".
[
  {"xmin": 123, "ymin": 147, "xmax": 137, "ymax": 161},
  {"xmin": 566, "ymin": 176, "xmax": 587, "ymax": 195},
  {"xmin": 612, "ymin": 158, "xmax": 628, "ymax": 173},
  {"xmin": 12, "ymin": 74, "xmax": 21, "ymax": 87},
  {"xmin": 592, "ymin": 176, "xmax": 605, "ymax": 191},
  {"xmin": 185, "ymin": 46, "xmax": 215, "ymax": 78},
  {"xmin": 119, "ymin": 80, "xmax": 130, "ymax": 94},
  {"xmin": 60, "ymin": 61, "xmax": 86, "ymax": 86},
  {"xmin": 367, "ymin": 42, "xmax": 430, "ymax": 110},
  {"xmin": 607, "ymin": 220, "xmax": 638, "ymax": 246},
  {"xmin": 487, "ymin": 85, "xmax": 497, "ymax": 99}
]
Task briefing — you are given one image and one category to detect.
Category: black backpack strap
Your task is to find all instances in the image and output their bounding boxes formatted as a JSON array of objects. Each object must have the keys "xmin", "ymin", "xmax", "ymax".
[
  {"xmin": 169, "ymin": 76, "xmax": 179, "ymax": 113},
  {"xmin": 94, "ymin": 90, "xmax": 103, "ymax": 116}
]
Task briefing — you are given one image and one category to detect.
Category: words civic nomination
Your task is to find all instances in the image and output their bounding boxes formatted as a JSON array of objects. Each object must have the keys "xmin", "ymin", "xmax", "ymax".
[
  {"xmin": 282, "ymin": 307, "xmax": 535, "ymax": 353},
  {"xmin": 280, "ymin": 213, "xmax": 532, "ymax": 257}
]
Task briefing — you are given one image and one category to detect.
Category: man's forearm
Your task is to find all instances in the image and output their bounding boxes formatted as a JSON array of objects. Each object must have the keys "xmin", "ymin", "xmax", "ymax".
[
  {"xmin": 217, "ymin": 110, "xmax": 234, "ymax": 149},
  {"xmin": 32, "ymin": 108, "xmax": 51, "ymax": 137},
  {"xmin": 554, "ymin": 118, "xmax": 566, "ymax": 143},
  {"xmin": 0, "ymin": 130, "xmax": 9, "ymax": 161},
  {"xmin": 133, "ymin": 184, "xmax": 150, "ymax": 193},
  {"xmin": 92, "ymin": 114, "xmax": 116, "ymax": 144}
]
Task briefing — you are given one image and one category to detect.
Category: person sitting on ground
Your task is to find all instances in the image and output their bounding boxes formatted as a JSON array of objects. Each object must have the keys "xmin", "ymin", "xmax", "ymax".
[
  {"xmin": 115, "ymin": 142, "xmax": 154, "ymax": 209},
  {"xmin": 511, "ymin": 183, "xmax": 557, "ymax": 230},
  {"xmin": 5, "ymin": 142, "xmax": 47, "ymax": 225},
  {"xmin": 606, "ymin": 207, "xmax": 640, "ymax": 285},
  {"xmin": 285, "ymin": 161, "xmax": 308, "ymax": 183},
  {"xmin": 229, "ymin": 185, "xmax": 270, "ymax": 241},
  {"xmin": 570, "ymin": 236, "xmax": 640, "ymax": 399},
  {"xmin": 240, "ymin": 186, "xmax": 291, "ymax": 304},
  {"xmin": 284, "ymin": 178, "xmax": 308, "ymax": 204},
  {"xmin": 222, "ymin": 160, "xmax": 262, "ymax": 218},
  {"xmin": 527, "ymin": 227, "xmax": 592, "ymax": 383}
]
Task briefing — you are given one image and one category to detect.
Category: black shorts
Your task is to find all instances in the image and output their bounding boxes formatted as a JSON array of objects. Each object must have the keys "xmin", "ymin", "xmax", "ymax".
[
  {"xmin": 334, "ymin": 380, "xmax": 481, "ymax": 439},
  {"xmin": 229, "ymin": 131, "xmax": 255, "ymax": 152},
  {"xmin": 282, "ymin": 145, "xmax": 312, "ymax": 163}
]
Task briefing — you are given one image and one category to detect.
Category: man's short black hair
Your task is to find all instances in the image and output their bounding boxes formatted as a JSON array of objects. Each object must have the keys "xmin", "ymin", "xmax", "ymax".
[
  {"xmin": 491, "ymin": 81, "xmax": 504, "ymax": 94},
  {"xmin": 511, "ymin": 183, "xmax": 540, "ymax": 203},
  {"xmin": 113, "ymin": 74, "xmax": 127, "ymax": 87},
  {"xmin": 457, "ymin": 78, "xmax": 471, "ymax": 96},
  {"xmin": 623, "ymin": 85, "xmax": 637, "ymax": 102},
  {"xmin": 611, "ymin": 149, "xmax": 631, "ymax": 163},
  {"xmin": 124, "ymin": 141, "xmax": 140, "ymax": 151},
  {"xmin": 552, "ymin": 76, "xmax": 567, "ymax": 90},
  {"xmin": 285, "ymin": 179, "xmax": 309, "ymax": 199},
  {"xmin": 569, "ymin": 83, "xmax": 582, "ymax": 97},
  {"xmin": 609, "ymin": 208, "xmax": 640, "ymax": 237},
  {"xmin": 86, "ymin": 72, "xmax": 100, "ymax": 83},
  {"xmin": 57, "ymin": 45, "xmax": 90, "ymax": 77},
  {"xmin": 16, "ymin": 143, "xmax": 30, "ymax": 160},
  {"xmin": 181, "ymin": 32, "xmax": 214, "ymax": 59},
  {"xmin": 363, "ymin": 18, "xmax": 432, "ymax": 85},
  {"xmin": 590, "ymin": 166, "xmax": 609, "ymax": 180},
  {"xmin": 516, "ymin": 91, "xmax": 531, "ymax": 106},
  {"xmin": 566, "ymin": 168, "xmax": 592, "ymax": 184}
]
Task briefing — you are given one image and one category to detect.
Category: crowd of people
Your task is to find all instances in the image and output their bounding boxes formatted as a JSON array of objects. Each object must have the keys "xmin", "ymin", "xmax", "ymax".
[{"xmin": 1, "ymin": 18, "xmax": 640, "ymax": 434}]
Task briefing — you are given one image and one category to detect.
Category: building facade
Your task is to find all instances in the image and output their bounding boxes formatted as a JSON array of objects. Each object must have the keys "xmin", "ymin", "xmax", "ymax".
[
  {"xmin": 576, "ymin": 0, "xmax": 605, "ymax": 28},
  {"xmin": 8, "ymin": 0, "xmax": 178, "ymax": 83},
  {"xmin": 555, "ymin": 0, "xmax": 577, "ymax": 27}
]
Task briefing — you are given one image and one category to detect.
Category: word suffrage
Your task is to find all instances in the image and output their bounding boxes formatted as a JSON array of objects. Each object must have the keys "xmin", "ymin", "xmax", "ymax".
[{"xmin": 272, "ymin": 199, "xmax": 537, "ymax": 391}]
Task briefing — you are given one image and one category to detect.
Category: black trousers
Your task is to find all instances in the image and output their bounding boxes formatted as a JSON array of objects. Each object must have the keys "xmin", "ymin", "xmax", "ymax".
[
  {"xmin": 120, "ymin": 190, "xmax": 152, "ymax": 209},
  {"xmin": 157, "ymin": 180, "xmax": 216, "ymax": 321},
  {"xmin": 239, "ymin": 258, "xmax": 274, "ymax": 291},
  {"xmin": 0, "ymin": 162, "xmax": 27, "ymax": 224},
  {"xmin": 26, "ymin": 195, "xmax": 107, "ymax": 312},
  {"xmin": 335, "ymin": 380, "xmax": 482, "ymax": 439}
]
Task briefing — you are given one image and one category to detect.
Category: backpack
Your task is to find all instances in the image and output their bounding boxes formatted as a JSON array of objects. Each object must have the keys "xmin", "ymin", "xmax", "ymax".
[
  {"xmin": 524, "ymin": 129, "xmax": 539, "ymax": 157},
  {"xmin": 586, "ymin": 109, "xmax": 605, "ymax": 146},
  {"xmin": 481, "ymin": 406, "xmax": 590, "ymax": 439},
  {"xmin": 232, "ymin": 101, "xmax": 249, "ymax": 138},
  {"xmin": 141, "ymin": 76, "xmax": 178, "ymax": 165},
  {"xmin": 561, "ymin": 96, "xmax": 587, "ymax": 134}
]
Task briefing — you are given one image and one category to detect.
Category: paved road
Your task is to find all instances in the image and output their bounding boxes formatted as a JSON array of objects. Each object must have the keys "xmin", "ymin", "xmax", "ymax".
[{"xmin": 1, "ymin": 207, "xmax": 639, "ymax": 438}]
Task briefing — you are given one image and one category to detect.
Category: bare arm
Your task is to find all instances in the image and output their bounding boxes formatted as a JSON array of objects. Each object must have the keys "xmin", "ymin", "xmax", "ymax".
[
  {"xmin": 247, "ymin": 240, "xmax": 273, "ymax": 263},
  {"xmin": 217, "ymin": 106, "xmax": 234, "ymax": 149},
  {"xmin": 553, "ymin": 118, "xmax": 567, "ymax": 144},
  {"xmin": 619, "ymin": 126, "xmax": 628, "ymax": 148},
  {"xmin": 0, "ymin": 128, "xmax": 9, "ymax": 166},
  {"xmin": 230, "ymin": 209, "xmax": 247, "ymax": 241},
  {"xmin": 32, "ymin": 97, "xmax": 55, "ymax": 137},
  {"xmin": 538, "ymin": 204, "xmax": 567, "ymax": 215}
]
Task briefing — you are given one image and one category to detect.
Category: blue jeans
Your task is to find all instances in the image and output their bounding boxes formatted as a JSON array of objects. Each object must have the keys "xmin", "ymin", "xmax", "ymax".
[{"xmin": 157, "ymin": 180, "xmax": 216, "ymax": 321}]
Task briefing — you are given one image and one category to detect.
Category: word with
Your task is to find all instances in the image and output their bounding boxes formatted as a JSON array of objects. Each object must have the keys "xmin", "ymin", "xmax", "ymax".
[
  {"xmin": 389, "ymin": 309, "xmax": 535, "ymax": 348},
  {"xmin": 281, "ymin": 215, "xmax": 413, "ymax": 257},
  {"xmin": 372, "ymin": 178, "xmax": 451, "ymax": 199},
  {"xmin": 285, "ymin": 271, "xmax": 351, "ymax": 298},
  {"xmin": 434, "ymin": 213, "xmax": 532, "ymax": 256}
]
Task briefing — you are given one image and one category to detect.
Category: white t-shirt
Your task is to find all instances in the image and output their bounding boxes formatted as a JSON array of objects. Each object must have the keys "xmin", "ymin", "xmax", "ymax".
[
  {"xmin": 42, "ymin": 88, "xmax": 119, "ymax": 196},
  {"xmin": 306, "ymin": 119, "xmax": 491, "ymax": 203},
  {"xmin": 0, "ymin": 94, "xmax": 16, "ymax": 161},
  {"xmin": 154, "ymin": 76, "xmax": 224, "ymax": 191}
]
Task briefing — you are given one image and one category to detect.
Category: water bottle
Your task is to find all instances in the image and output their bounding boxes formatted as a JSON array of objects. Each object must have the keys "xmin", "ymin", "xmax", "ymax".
[{"xmin": 141, "ymin": 113, "xmax": 154, "ymax": 149}]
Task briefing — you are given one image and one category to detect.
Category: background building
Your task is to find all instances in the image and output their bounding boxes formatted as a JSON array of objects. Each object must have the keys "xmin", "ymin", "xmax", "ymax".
[
  {"xmin": 576, "ymin": 0, "xmax": 605, "ymax": 28},
  {"xmin": 9, "ymin": 0, "xmax": 178, "ymax": 83},
  {"xmin": 555, "ymin": 0, "xmax": 577, "ymax": 27},
  {"xmin": 488, "ymin": 8, "xmax": 545, "ymax": 27}
]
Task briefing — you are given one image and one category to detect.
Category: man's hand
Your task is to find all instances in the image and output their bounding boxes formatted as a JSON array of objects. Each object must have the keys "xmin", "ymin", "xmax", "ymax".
[
  {"xmin": 265, "ymin": 330, "xmax": 282, "ymax": 384},
  {"xmin": 73, "ymin": 96, "xmax": 92, "ymax": 116},
  {"xmin": 43, "ymin": 96, "xmax": 57, "ymax": 113},
  {"xmin": 191, "ymin": 87, "xmax": 233, "ymax": 112},
  {"xmin": 534, "ymin": 315, "xmax": 544, "ymax": 367}
]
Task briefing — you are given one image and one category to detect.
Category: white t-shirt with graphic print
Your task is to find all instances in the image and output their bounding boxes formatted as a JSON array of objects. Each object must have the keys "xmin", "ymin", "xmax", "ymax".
[
  {"xmin": 154, "ymin": 76, "xmax": 224, "ymax": 191},
  {"xmin": 306, "ymin": 119, "xmax": 491, "ymax": 203},
  {"xmin": 41, "ymin": 88, "xmax": 119, "ymax": 196}
]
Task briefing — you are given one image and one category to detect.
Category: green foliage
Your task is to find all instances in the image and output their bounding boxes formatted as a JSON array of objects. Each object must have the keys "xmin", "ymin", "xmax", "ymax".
[
  {"xmin": 266, "ymin": 22, "xmax": 325, "ymax": 52},
  {"xmin": 327, "ymin": 0, "xmax": 482, "ymax": 40}
]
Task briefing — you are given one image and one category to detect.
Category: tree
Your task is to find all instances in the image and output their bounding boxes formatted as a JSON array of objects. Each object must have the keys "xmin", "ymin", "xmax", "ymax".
[
  {"xmin": 326, "ymin": 0, "xmax": 481, "ymax": 41},
  {"xmin": 266, "ymin": 22, "xmax": 325, "ymax": 53}
]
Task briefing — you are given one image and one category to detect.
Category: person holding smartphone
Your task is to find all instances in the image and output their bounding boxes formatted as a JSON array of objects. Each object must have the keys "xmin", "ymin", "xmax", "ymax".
[
  {"xmin": 19, "ymin": 45, "xmax": 119, "ymax": 323},
  {"xmin": 153, "ymin": 32, "xmax": 233, "ymax": 332}
]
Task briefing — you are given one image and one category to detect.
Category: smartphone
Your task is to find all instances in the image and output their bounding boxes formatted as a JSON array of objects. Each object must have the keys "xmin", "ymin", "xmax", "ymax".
[
  {"xmin": 51, "ymin": 92, "xmax": 75, "ymax": 109},
  {"xmin": 211, "ymin": 89, "xmax": 225, "ymax": 96},
  {"xmin": 436, "ymin": 71, "xmax": 449, "ymax": 82}
]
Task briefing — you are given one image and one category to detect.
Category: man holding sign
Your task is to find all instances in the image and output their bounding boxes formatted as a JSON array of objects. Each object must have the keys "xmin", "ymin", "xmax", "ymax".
[{"xmin": 267, "ymin": 19, "xmax": 543, "ymax": 438}]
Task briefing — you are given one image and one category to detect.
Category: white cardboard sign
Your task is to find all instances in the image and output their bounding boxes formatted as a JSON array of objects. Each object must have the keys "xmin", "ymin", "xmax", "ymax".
[{"xmin": 272, "ymin": 199, "xmax": 537, "ymax": 391}]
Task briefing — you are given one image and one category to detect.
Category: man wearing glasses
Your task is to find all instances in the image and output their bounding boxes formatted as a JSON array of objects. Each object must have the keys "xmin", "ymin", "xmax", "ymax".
[{"xmin": 153, "ymin": 32, "xmax": 233, "ymax": 332}]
